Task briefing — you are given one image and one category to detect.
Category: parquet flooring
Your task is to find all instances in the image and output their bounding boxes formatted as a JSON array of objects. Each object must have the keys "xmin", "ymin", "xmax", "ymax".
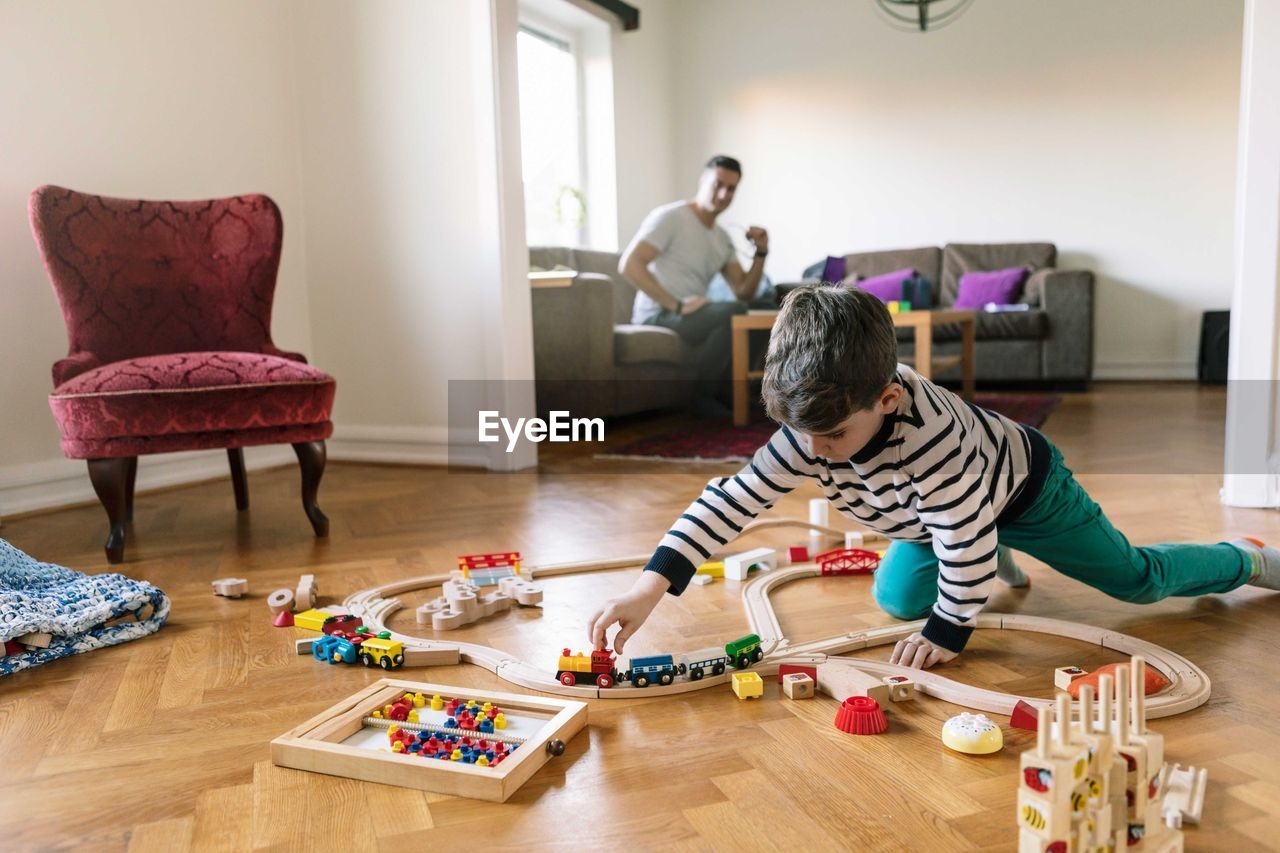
[{"xmin": 1, "ymin": 382, "xmax": 1278, "ymax": 851}]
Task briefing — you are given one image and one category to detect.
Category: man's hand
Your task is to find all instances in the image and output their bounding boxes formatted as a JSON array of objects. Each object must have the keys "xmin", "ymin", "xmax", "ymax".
[
  {"xmin": 889, "ymin": 632, "xmax": 958, "ymax": 669},
  {"xmin": 586, "ymin": 572, "xmax": 669, "ymax": 654},
  {"xmin": 745, "ymin": 225, "xmax": 769, "ymax": 256},
  {"xmin": 679, "ymin": 295, "xmax": 711, "ymax": 315}
]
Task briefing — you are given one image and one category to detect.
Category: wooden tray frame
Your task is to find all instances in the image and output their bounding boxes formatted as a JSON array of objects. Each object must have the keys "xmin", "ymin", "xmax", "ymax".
[{"xmin": 270, "ymin": 678, "xmax": 588, "ymax": 802}]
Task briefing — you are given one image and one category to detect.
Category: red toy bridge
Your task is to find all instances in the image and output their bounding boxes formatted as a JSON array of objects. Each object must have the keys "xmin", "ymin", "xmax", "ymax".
[
  {"xmin": 457, "ymin": 552, "xmax": 522, "ymax": 571},
  {"xmin": 816, "ymin": 548, "xmax": 880, "ymax": 576}
]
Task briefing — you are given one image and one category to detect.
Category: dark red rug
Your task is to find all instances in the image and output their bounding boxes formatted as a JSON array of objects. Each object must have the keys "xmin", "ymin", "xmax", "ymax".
[{"xmin": 598, "ymin": 394, "xmax": 1060, "ymax": 463}]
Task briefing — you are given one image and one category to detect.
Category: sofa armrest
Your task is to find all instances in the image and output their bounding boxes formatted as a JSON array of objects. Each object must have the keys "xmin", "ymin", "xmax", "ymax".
[
  {"xmin": 531, "ymin": 273, "xmax": 617, "ymax": 382},
  {"xmin": 1033, "ymin": 270, "xmax": 1094, "ymax": 381}
]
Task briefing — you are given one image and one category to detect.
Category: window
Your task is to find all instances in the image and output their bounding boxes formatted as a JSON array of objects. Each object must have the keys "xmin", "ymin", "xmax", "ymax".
[{"xmin": 517, "ymin": 24, "xmax": 586, "ymax": 248}]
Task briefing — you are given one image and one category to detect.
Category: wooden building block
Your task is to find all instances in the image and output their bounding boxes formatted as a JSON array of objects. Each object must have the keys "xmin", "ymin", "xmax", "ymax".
[
  {"xmin": 211, "ymin": 577, "xmax": 248, "ymax": 598},
  {"xmin": 689, "ymin": 574, "xmax": 713, "ymax": 586},
  {"xmin": 295, "ymin": 574, "xmax": 318, "ymax": 611},
  {"xmin": 267, "ymin": 588, "xmax": 295, "ymax": 615},
  {"xmin": 816, "ymin": 663, "xmax": 889, "ymax": 705},
  {"xmin": 1161, "ymin": 763, "xmax": 1206, "ymax": 828},
  {"xmin": 16, "ymin": 632, "xmax": 52, "ymax": 649},
  {"xmin": 296, "ymin": 638, "xmax": 316, "ymax": 655},
  {"xmin": 724, "ymin": 547, "xmax": 777, "ymax": 581},
  {"xmin": 781, "ymin": 673, "xmax": 814, "ymax": 699},
  {"xmin": 881, "ymin": 675, "xmax": 916, "ymax": 702},
  {"xmin": 777, "ymin": 663, "xmax": 818, "ymax": 684},
  {"xmin": 1054, "ymin": 666, "xmax": 1087, "ymax": 690},
  {"xmin": 695, "ymin": 561, "xmax": 724, "ymax": 577},
  {"xmin": 294, "ymin": 609, "xmax": 333, "ymax": 632}
]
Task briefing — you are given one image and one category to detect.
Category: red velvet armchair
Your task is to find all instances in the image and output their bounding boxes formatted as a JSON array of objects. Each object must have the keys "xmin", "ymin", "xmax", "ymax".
[{"xmin": 29, "ymin": 185, "xmax": 336, "ymax": 563}]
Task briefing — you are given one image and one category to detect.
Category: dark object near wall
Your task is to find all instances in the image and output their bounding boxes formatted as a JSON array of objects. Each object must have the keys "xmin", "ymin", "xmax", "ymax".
[
  {"xmin": 1198, "ymin": 310, "xmax": 1230, "ymax": 384},
  {"xmin": 587, "ymin": 0, "xmax": 639, "ymax": 30}
]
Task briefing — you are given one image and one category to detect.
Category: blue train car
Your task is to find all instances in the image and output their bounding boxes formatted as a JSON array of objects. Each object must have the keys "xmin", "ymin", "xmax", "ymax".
[{"xmin": 626, "ymin": 654, "xmax": 684, "ymax": 687}]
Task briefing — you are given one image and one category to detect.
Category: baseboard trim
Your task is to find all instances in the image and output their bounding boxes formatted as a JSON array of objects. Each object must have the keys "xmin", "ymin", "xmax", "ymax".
[
  {"xmin": 327, "ymin": 424, "xmax": 489, "ymax": 468},
  {"xmin": 0, "ymin": 445, "xmax": 295, "ymax": 520},
  {"xmin": 1092, "ymin": 360, "xmax": 1198, "ymax": 381}
]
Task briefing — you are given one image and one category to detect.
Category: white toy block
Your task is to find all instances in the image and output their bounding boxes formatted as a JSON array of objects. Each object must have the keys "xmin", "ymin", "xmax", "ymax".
[
  {"xmin": 211, "ymin": 577, "xmax": 248, "ymax": 598},
  {"xmin": 295, "ymin": 574, "xmax": 318, "ymax": 611},
  {"xmin": 689, "ymin": 574, "xmax": 713, "ymax": 586},
  {"xmin": 723, "ymin": 547, "xmax": 777, "ymax": 581},
  {"xmin": 844, "ymin": 530, "xmax": 863, "ymax": 549},
  {"xmin": 809, "ymin": 498, "xmax": 829, "ymax": 553},
  {"xmin": 1160, "ymin": 763, "xmax": 1206, "ymax": 828},
  {"xmin": 1054, "ymin": 665, "xmax": 1087, "ymax": 690},
  {"xmin": 781, "ymin": 672, "xmax": 814, "ymax": 699}
]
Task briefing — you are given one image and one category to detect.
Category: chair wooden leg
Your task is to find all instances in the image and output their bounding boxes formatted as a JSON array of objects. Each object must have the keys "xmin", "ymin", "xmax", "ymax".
[
  {"xmin": 87, "ymin": 458, "xmax": 130, "ymax": 563},
  {"xmin": 228, "ymin": 448, "xmax": 249, "ymax": 511},
  {"xmin": 292, "ymin": 441, "xmax": 329, "ymax": 537},
  {"xmin": 124, "ymin": 456, "xmax": 138, "ymax": 523}
]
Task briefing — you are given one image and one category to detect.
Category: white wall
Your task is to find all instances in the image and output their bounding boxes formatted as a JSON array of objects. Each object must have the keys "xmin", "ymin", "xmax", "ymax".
[
  {"xmin": 291, "ymin": 0, "xmax": 519, "ymax": 467},
  {"xmin": 662, "ymin": 0, "xmax": 1243, "ymax": 378},
  {"xmin": 612, "ymin": 0, "xmax": 679, "ymax": 247},
  {"xmin": 0, "ymin": 0, "xmax": 312, "ymax": 514}
]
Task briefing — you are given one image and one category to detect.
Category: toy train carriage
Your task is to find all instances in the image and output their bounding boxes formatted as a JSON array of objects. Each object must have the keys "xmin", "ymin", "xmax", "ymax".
[
  {"xmin": 724, "ymin": 633, "xmax": 764, "ymax": 669},
  {"xmin": 622, "ymin": 654, "xmax": 685, "ymax": 688},
  {"xmin": 678, "ymin": 647, "xmax": 731, "ymax": 680},
  {"xmin": 556, "ymin": 648, "xmax": 619, "ymax": 688}
]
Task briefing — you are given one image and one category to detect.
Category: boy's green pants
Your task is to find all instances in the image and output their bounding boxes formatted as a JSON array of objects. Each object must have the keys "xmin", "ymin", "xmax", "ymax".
[{"xmin": 871, "ymin": 434, "xmax": 1253, "ymax": 620}]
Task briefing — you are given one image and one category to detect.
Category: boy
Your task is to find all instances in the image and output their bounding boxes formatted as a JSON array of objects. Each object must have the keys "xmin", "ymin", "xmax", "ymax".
[{"xmin": 587, "ymin": 285, "xmax": 1278, "ymax": 669}]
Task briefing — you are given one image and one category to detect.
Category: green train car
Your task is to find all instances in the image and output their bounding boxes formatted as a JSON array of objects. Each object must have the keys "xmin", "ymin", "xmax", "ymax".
[{"xmin": 724, "ymin": 633, "xmax": 764, "ymax": 669}]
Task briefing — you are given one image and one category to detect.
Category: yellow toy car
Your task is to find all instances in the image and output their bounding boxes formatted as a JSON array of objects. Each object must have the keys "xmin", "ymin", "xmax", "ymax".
[{"xmin": 359, "ymin": 636, "xmax": 405, "ymax": 670}]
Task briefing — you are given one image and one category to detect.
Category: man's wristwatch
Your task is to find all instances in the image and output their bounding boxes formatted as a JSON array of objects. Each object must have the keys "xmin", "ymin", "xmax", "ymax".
[{"xmin": 755, "ymin": 251, "xmax": 768, "ymax": 259}]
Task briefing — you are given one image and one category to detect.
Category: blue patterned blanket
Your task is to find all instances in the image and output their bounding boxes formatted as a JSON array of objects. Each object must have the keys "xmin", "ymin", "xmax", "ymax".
[{"xmin": 0, "ymin": 538, "xmax": 169, "ymax": 676}]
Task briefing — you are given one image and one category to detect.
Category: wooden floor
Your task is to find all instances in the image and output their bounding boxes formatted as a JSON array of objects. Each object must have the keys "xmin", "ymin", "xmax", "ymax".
[{"xmin": 2, "ymin": 383, "xmax": 1279, "ymax": 851}]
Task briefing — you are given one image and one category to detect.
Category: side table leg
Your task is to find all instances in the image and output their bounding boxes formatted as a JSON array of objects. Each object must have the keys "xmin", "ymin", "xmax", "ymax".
[
  {"xmin": 915, "ymin": 321, "xmax": 933, "ymax": 381},
  {"xmin": 732, "ymin": 324, "xmax": 750, "ymax": 426}
]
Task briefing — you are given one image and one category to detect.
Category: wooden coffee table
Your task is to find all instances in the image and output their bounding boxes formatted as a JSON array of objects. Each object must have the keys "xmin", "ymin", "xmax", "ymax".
[{"xmin": 730, "ymin": 308, "xmax": 977, "ymax": 426}]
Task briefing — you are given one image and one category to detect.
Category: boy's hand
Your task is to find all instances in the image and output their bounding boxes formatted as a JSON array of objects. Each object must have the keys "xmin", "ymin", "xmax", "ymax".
[
  {"xmin": 889, "ymin": 632, "xmax": 958, "ymax": 669},
  {"xmin": 586, "ymin": 572, "xmax": 670, "ymax": 654}
]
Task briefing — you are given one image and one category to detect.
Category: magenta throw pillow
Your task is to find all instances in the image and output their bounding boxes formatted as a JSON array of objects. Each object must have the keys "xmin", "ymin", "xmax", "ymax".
[
  {"xmin": 853, "ymin": 267, "xmax": 914, "ymax": 302},
  {"xmin": 954, "ymin": 267, "xmax": 1029, "ymax": 309}
]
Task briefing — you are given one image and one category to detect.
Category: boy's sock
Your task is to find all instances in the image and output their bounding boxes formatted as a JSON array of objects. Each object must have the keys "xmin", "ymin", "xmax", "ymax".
[
  {"xmin": 996, "ymin": 546, "xmax": 1030, "ymax": 588},
  {"xmin": 1231, "ymin": 537, "xmax": 1280, "ymax": 589}
]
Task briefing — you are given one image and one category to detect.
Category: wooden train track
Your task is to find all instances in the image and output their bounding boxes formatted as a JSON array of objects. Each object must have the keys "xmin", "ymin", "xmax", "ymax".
[{"xmin": 341, "ymin": 520, "xmax": 1211, "ymax": 717}]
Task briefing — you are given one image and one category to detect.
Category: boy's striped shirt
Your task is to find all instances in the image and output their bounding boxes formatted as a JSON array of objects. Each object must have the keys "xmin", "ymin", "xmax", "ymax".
[{"xmin": 644, "ymin": 364, "xmax": 1049, "ymax": 653}]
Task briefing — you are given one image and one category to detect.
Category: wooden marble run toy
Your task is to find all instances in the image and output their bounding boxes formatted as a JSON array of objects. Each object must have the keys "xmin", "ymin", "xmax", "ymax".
[
  {"xmin": 338, "ymin": 517, "xmax": 1212, "ymax": 717},
  {"xmin": 1017, "ymin": 657, "xmax": 1187, "ymax": 852},
  {"xmin": 271, "ymin": 679, "xmax": 586, "ymax": 802},
  {"xmin": 415, "ymin": 575, "xmax": 542, "ymax": 631}
]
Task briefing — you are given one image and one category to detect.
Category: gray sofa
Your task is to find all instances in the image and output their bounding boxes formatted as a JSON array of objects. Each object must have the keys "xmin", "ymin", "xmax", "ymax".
[
  {"xmin": 529, "ymin": 246, "xmax": 702, "ymax": 418},
  {"xmin": 529, "ymin": 241, "xmax": 1093, "ymax": 419},
  {"xmin": 807, "ymin": 242, "xmax": 1094, "ymax": 384}
]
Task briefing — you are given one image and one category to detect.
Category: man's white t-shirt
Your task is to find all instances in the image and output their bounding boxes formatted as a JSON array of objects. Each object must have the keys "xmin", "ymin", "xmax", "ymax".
[{"xmin": 627, "ymin": 201, "xmax": 736, "ymax": 324}]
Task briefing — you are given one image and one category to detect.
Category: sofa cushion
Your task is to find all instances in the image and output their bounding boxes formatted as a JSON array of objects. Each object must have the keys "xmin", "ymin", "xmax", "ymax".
[
  {"xmin": 941, "ymin": 243, "xmax": 1056, "ymax": 306},
  {"xmin": 848, "ymin": 267, "xmax": 914, "ymax": 302},
  {"xmin": 894, "ymin": 309, "xmax": 1048, "ymax": 343},
  {"xmin": 954, "ymin": 267, "xmax": 1030, "ymax": 309},
  {"xmin": 614, "ymin": 325, "xmax": 695, "ymax": 365},
  {"xmin": 49, "ymin": 351, "xmax": 335, "ymax": 456},
  {"xmin": 844, "ymin": 248, "xmax": 941, "ymax": 301}
]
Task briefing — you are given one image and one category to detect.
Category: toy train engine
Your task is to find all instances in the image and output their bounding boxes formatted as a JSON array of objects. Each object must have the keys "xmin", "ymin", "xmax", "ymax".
[
  {"xmin": 556, "ymin": 648, "xmax": 619, "ymax": 688},
  {"xmin": 623, "ymin": 654, "xmax": 685, "ymax": 688},
  {"xmin": 725, "ymin": 633, "xmax": 764, "ymax": 669},
  {"xmin": 678, "ymin": 648, "xmax": 731, "ymax": 680}
]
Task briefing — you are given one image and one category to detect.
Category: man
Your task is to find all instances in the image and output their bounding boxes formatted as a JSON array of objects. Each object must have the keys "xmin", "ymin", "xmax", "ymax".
[{"xmin": 619, "ymin": 155, "xmax": 769, "ymax": 389}]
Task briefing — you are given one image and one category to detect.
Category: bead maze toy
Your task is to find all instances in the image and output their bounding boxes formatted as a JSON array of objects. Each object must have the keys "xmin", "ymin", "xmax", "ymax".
[
  {"xmin": 271, "ymin": 679, "xmax": 586, "ymax": 803},
  {"xmin": 338, "ymin": 518, "xmax": 1212, "ymax": 718}
]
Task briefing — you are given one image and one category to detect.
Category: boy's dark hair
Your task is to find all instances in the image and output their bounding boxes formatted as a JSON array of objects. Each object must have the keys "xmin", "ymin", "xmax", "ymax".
[
  {"xmin": 763, "ymin": 285, "xmax": 898, "ymax": 432},
  {"xmin": 705, "ymin": 154, "xmax": 742, "ymax": 175}
]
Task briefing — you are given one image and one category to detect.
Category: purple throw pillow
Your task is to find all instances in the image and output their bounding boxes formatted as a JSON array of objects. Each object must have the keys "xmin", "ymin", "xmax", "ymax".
[
  {"xmin": 853, "ymin": 267, "xmax": 915, "ymax": 302},
  {"xmin": 954, "ymin": 267, "xmax": 1029, "ymax": 309}
]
